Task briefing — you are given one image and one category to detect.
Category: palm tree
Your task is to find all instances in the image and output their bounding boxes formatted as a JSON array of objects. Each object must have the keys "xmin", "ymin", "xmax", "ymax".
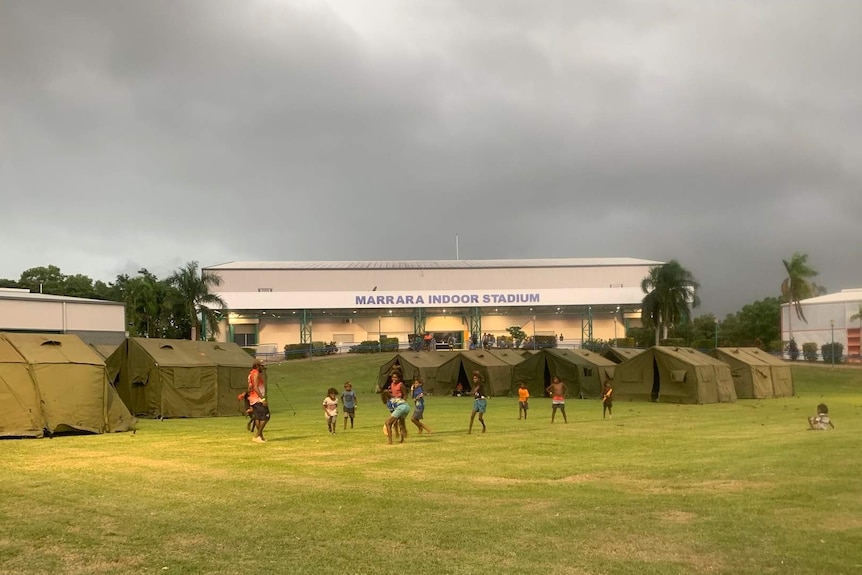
[
  {"xmin": 781, "ymin": 253, "xmax": 818, "ymax": 342},
  {"xmin": 167, "ymin": 261, "xmax": 227, "ymax": 340},
  {"xmin": 641, "ymin": 260, "xmax": 701, "ymax": 346}
]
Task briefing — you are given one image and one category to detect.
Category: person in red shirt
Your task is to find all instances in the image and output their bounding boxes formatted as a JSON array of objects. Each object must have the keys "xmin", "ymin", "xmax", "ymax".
[
  {"xmin": 247, "ymin": 361, "xmax": 270, "ymax": 443},
  {"xmin": 389, "ymin": 372, "xmax": 405, "ymax": 400}
]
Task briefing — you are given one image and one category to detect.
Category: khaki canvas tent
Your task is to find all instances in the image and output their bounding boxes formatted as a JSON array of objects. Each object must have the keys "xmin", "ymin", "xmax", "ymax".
[
  {"xmin": 513, "ymin": 348, "xmax": 616, "ymax": 399},
  {"xmin": 377, "ymin": 352, "xmax": 461, "ymax": 396},
  {"xmin": 0, "ymin": 333, "xmax": 135, "ymax": 437},
  {"xmin": 108, "ymin": 338, "xmax": 249, "ymax": 418},
  {"xmin": 712, "ymin": 347, "xmax": 794, "ymax": 399},
  {"xmin": 741, "ymin": 348, "xmax": 793, "ymax": 397},
  {"xmin": 191, "ymin": 341, "xmax": 254, "ymax": 415},
  {"xmin": 456, "ymin": 349, "xmax": 527, "ymax": 397},
  {"xmin": 601, "ymin": 347, "xmax": 644, "ymax": 364},
  {"xmin": 613, "ymin": 346, "xmax": 736, "ymax": 404},
  {"xmin": 89, "ymin": 343, "xmax": 122, "ymax": 361}
]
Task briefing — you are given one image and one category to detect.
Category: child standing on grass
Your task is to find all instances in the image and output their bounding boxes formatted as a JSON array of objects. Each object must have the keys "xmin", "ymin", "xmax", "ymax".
[
  {"xmin": 517, "ymin": 381, "xmax": 529, "ymax": 420},
  {"xmin": 323, "ymin": 387, "xmax": 339, "ymax": 434},
  {"xmin": 546, "ymin": 376, "xmax": 568, "ymax": 423},
  {"xmin": 808, "ymin": 403, "xmax": 835, "ymax": 430},
  {"xmin": 602, "ymin": 381, "xmax": 614, "ymax": 419},
  {"xmin": 342, "ymin": 381, "xmax": 357, "ymax": 430},
  {"xmin": 410, "ymin": 378, "xmax": 432, "ymax": 434},
  {"xmin": 468, "ymin": 372, "xmax": 487, "ymax": 434}
]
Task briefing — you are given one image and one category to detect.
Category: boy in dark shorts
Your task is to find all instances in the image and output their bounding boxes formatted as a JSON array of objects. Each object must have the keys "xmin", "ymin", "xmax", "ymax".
[
  {"xmin": 602, "ymin": 381, "xmax": 613, "ymax": 419},
  {"xmin": 410, "ymin": 378, "xmax": 432, "ymax": 434},
  {"xmin": 342, "ymin": 381, "xmax": 357, "ymax": 430},
  {"xmin": 248, "ymin": 361, "xmax": 270, "ymax": 443},
  {"xmin": 517, "ymin": 381, "xmax": 529, "ymax": 420}
]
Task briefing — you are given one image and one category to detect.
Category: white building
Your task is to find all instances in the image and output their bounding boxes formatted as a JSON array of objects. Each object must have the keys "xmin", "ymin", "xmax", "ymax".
[
  {"xmin": 0, "ymin": 288, "xmax": 127, "ymax": 346},
  {"xmin": 203, "ymin": 258, "xmax": 659, "ymax": 353},
  {"xmin": 780, "ymin": 288, "xmax": 862, "ymax": 360}
]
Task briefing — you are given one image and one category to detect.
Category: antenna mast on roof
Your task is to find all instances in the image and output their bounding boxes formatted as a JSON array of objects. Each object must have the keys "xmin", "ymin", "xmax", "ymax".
[{"xmin": 456, "ymin": 233, "xmax": 459, "ymax": 260}]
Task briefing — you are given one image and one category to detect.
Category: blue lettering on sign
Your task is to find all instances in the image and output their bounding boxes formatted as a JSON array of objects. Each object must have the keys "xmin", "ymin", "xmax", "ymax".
[{"xmin": 356, "ymin": 293, "xmax": 537, "ymax": 306}]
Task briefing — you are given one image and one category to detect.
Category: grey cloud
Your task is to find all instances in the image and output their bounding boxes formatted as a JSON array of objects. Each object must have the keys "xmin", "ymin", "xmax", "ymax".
[{"xmin": 1, "ymin": 1, "xmax": 859, "ymax": 315}]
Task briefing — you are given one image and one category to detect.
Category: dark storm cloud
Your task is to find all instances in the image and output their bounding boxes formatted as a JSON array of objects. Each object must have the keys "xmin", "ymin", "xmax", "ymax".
[{"xmin": 1, "ymin": 1, "xmax": 859, "ymax": 315}]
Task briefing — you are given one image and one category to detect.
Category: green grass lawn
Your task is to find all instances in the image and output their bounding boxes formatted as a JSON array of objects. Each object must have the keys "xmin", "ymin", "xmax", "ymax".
[{"xmin": 2, "ymin": 356, "xmax": 861, "ymax": 575}]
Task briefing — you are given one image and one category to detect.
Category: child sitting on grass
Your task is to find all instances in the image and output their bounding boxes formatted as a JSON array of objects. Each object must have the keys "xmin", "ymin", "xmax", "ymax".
[{"xmin": 808, "ymin": 403, "xmax": 835, "ymax": 430}]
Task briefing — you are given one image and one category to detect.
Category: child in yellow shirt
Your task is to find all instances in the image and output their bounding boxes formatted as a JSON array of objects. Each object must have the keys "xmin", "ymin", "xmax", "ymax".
[{"xmin": 517, "ymin": 381, "xmax": 529, "ymax": 420}]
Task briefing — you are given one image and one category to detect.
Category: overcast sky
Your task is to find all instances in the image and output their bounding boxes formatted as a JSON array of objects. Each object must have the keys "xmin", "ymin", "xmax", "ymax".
[{"xmin": 1, "ymin": 1, "xmax": 859, "ymax": 317}]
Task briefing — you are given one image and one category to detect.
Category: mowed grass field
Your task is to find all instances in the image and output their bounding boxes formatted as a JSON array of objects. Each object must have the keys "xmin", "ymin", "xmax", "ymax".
[{"xmin": 2, "ymin": 355, "xmax": 861, "ymax": 575}]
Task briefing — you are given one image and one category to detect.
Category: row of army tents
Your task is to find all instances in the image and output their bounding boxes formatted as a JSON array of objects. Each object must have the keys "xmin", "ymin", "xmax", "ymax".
[
  {"xmin": 378, "ymin": 346, "xmax": 793, "ymax": 403},
  {"xmin": 1, "ymin": 334, "xmax": 256, "ymax": 438}
]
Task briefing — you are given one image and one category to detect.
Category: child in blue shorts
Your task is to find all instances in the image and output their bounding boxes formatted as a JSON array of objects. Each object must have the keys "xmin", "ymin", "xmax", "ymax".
[
  {"xmin": 468, "ymin": 371, "xmax": 487, "ymax": 434},
  {"xmin": 381, "ymin": 390, "xmax": 409, "ymax": 444},
  {"xmin": 410, "ymin": 378, "xmax": 432, "ymax": 434}
]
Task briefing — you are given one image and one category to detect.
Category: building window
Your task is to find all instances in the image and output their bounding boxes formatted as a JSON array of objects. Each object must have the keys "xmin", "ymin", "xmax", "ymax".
[
  {"xmin": 234, "ymin": 332, "xmax": 258, "ymax": 347},
  {"xmin": 258, "ymin": 288, "xmax": 272, "ymax": 292}
]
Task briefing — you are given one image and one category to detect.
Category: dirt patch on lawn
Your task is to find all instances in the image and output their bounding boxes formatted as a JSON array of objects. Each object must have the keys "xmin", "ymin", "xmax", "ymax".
[{"xmin": 597, "ymin": 535, "xmax": 724, "ymax": 573}]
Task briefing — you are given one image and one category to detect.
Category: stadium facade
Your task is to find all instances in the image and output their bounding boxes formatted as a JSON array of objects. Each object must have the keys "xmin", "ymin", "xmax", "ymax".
[
  {"xmin": 204, "ymin": 258, "xmax": 660, "ymax": 354},
  {"xmin": 780, "ymin": 288, "xmax": 862, "ymax": 360},
  {"xmin": 0, "ymin": 288, "xmax": 126, "ymax": 346}
]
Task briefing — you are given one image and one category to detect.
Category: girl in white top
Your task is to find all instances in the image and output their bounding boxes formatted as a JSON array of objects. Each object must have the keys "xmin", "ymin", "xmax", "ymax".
[{"xmin": 323, "ymin": 388, "xmax": 339, "ymax": 434}]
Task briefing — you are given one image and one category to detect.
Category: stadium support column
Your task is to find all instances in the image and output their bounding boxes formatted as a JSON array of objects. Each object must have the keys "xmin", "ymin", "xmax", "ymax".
[
  {"xmin": 300, "ymin": 309, "xmax": 312, "ymax": 347},
  {"xmin": 469, "ymin": 307, "xmax": 482, "ymax": 347},
  {"xmin": 414, "ymin": 308, "xmax": 425, "ymax": 338},
  {"xmin": 581, "ymin": 306, "xmax": 593, "ymax": 347}
]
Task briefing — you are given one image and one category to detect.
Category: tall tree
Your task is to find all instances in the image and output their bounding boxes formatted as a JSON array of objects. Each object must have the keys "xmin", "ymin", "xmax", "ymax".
[
  {"xmin": 781, "ymin": 253, "xmax": 818, "ymax": 342},
  {"xmin": 641, "ymin": 260, "xmax": 701, "ymax": 345},
  {"xmin": 122, "ymin": 269, "xmax": 171, "ymax": 338},
  {"xmin": 18, "ymin": 265, "xmax": 65, "ymax": 294},
  {"xmin": 167, "ymin": 261, "xmax": 226, "ymax": 340}
]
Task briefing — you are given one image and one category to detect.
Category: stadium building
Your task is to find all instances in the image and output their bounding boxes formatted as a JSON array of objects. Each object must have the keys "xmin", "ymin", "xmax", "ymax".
[
  {"xmin": 0, "ymin": 288, "xmax": 126, "ymax": 346},
  {"xmin": 204, "ymin": 258, "xmax": 659, "ymax": 354},
  {"xmin": 780, "ymin": 288, "xmax": 862, "ymax": 361}
]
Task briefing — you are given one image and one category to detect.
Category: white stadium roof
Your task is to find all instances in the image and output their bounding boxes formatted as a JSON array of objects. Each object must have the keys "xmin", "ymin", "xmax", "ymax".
[{"xmin": 204, "ymin": 257, "xmax": 663, "ymax": 271}]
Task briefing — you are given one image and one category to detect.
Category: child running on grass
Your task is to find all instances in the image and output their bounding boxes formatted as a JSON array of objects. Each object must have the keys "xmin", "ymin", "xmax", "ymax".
[
  {"xmin": 323, "ymin": 387, "xmax": 339, "ymax": 434},
  {"xmin": 517, "ymin": 381, "xmax": 529, "ymax": 420},
  {"xmin": 410, "ymin": 378, "xmax": 432, "ymax": 434},
  {"xmin": 342, "ymin": 381, "xmax": 357, "ymax": 430},
  {"xmin": 381, "ymin": 390, "xmax": 409, "ymax": 444}
]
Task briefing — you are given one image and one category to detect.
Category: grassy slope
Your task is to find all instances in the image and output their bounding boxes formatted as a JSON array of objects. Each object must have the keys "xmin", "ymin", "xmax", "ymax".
[{"xmin": 1, "ymin": 357, "xmax": 860, "ymax": 575}]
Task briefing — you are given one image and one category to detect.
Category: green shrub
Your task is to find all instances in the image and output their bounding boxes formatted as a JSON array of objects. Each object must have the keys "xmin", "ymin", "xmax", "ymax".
[
  {"xmin": 821, "ymin": 342, "xmax": 844, "ymax": 364},
  {"xmin": 381, "ymin": 336, "xmax": 399, "ymax": 352},
  {"xmin": 768, "ymin": 340, "xmax": 784, "ymax": 353},
  {"xmin": 693, "ymin": 339, "xmax": 713, "ymax": 350},
  {"xmin": 613, "ymin": 337, "xmax": 635, "ymax": 348},
  {"xmin": 802, "ymin": 342, "xmax": 819, "ymax": 362},
  {"xmin": 660, "ymin": 338, "xmax": 686, "ymax": 347},
  {"xmin": 787, "ymin": 339, "xmax": 800, "ymax": 361},
  {"xmin": 349, "ymin": 340, "xmax": 383, "ymax": 354},
  {"xmin": 582, "ymin": 339, "xmax": 606, "ymax": 352},
  {"xmin": 284, "ymin": 343, "xmax": 310, "ymax": 360}
]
